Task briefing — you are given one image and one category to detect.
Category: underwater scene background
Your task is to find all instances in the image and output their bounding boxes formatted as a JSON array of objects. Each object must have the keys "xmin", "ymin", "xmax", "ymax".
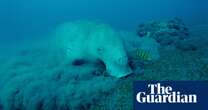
[{"xmin": 0, "ymin": 0, "xmax": 208, "ymax": 110}]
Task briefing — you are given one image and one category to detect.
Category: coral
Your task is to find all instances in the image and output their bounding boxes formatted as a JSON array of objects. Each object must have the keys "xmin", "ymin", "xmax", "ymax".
[{"xmin": 137, "ymin": 18, "xmax": 195, "ymax": 51}]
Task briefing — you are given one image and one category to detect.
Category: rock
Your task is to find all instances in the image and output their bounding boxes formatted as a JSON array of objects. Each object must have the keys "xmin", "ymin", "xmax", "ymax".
[
  {"xmin": 137, "ymin": 18, "xmax": 191, "ymax": 51},
  {"xmin": 175, "ymin": 40, "xmax": 197, "ymax": 51}
]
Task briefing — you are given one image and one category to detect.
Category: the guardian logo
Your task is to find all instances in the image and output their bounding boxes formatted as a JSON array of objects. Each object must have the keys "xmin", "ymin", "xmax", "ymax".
[{"xmin": 136, "ymin": 83, "xmax": 197, "ymax": 103}]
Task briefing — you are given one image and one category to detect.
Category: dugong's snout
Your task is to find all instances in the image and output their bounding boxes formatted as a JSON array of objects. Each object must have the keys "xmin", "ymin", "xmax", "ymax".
[{"xmin": 105, "ymin": 56, "xmax": 133, "ymax": 78}]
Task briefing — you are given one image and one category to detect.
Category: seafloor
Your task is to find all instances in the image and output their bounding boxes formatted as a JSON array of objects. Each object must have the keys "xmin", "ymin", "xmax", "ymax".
[
  {"xmin": 0, "ymin": 24, "xmax": 207, "ymax": 110},
  {"xmin": 92, "ymin": 25, "xmax": 208, "ymax": 110}
]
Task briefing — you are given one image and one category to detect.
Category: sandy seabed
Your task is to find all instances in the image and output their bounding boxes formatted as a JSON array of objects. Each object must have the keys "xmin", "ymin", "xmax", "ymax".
[{"xmin": 0, "ymin": 25, "xmax": 208, "ymax": 110}]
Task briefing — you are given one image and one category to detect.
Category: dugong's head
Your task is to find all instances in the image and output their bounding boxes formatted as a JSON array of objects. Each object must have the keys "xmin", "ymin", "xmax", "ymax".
[
  {"xmin": 106, "ymin": 55, "xmax": 133, "ymax": 78},
  {"xmin": 98, "ymin": 44, "xmax": 132, "ymax": 78}
]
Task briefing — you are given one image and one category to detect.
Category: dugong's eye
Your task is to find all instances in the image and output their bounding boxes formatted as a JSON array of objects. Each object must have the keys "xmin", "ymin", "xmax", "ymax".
[
  {"xmin": 97, "ymin": 48, "xmax": 104, "ymax": 54},
  {"xmin": 97, "ymin": 48, "xmax": 102, "ymax": 51}
]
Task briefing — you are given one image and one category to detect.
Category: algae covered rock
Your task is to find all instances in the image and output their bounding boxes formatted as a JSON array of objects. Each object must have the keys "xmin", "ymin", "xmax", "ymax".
[{"xmin": 137, "ymin": 18, "xmax": 196, "ymax": 51}]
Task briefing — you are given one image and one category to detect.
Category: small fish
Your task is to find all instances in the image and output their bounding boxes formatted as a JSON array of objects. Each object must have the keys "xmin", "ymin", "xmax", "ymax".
[{"xmin": 135, "ymin": 49, "xmax": 151, "ymax": 61}]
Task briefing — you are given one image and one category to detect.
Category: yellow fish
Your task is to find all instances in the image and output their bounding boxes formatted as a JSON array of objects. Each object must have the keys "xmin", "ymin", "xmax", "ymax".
[{"xmin": 135, "ymin": 49, "xmax": 151, "ymax": 61}]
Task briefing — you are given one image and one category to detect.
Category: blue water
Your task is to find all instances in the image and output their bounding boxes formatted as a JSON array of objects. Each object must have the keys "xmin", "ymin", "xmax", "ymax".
[
  {"xmin": 0, "ymin": 0, "xmax": 208, "ymax": 110},
  {"xmin": 0, "ymin": 0, "xmax": 208, "ymax": 39}
]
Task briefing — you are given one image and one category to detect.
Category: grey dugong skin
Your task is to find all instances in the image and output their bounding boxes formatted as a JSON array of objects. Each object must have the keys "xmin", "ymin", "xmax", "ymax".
[{"xmin": 53, "ymin": 21, "xmax": 132, "ymax": 78}]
